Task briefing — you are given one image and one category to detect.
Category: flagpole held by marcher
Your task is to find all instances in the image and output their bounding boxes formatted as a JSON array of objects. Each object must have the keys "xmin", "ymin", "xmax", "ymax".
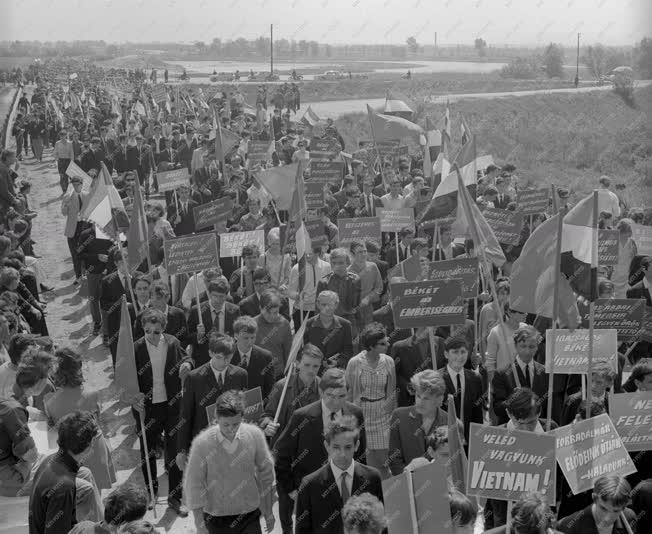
[
  {"xmin": 586, "ymin": 190, "xmax": 599, "ymax": 420},
  {"xmin": 193, "ymin": 271, "xmax": 203, "ymax": 327}
]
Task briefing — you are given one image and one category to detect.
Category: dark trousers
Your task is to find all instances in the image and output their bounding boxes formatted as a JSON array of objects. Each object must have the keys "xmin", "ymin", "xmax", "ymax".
[
  {"xmin": 291, "ymin": 309, "xmax": 315, "ymax": 331},
  {"xmin": 58, "ymin": 158, "xmax": 71, "ymax": 192},
  {"xmin": 67, "ymin": 236, "xmax": 82, "ymax": 278},
  {"xmin": 277, "ymin": 489, "xmax": 294, "ymax": 534},
  {"xmin": 15, "ymin": 132, "xmax": 23, "ymax": 158},
  {"xmin": 204, "ymin": 509, "xmax": 261, "ymax": 534},
  {"xmin": 86, "ymin": 273, "xmax": 103, "ymax": 327},
  {"xmin": 132, "ymin": 402, "xmax": 183, "ymax": 505}
]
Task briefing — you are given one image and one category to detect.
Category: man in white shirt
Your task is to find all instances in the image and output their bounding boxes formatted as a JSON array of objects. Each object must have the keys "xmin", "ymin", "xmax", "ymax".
[
  {"xmin": 288, "ymin": 249, "xmax": 332, "ymax": 329},
  {"xmin": 598, "ymin": 175, "xmax": 621, "ymax": 218},
  {"xmin": 380, "ymin": 180, "xmax": 406, "ymax": 210}
]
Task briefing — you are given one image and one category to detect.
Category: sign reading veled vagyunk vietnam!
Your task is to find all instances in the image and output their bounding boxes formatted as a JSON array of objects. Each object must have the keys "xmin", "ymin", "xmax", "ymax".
[
  {"xmin": 598, "ymin": 229, "xmax": 619, "ymax": 266},
  {"xmin": 517, "ymin": 188, "xmax": 549, "ymax": 216},
  {"xmin": 609, "ymin": 391, "xmax": 652, "ymax": 452},
  {"xmin": 482, "ymin": 208, "xmax": 524, "ymax": 245},
  {"xmin": 219, "ymin": 230, "xmax": 265, "ymax": 258},
  {"xmin": 466, "ymin": 423, "xmax": 556, "ymax": 501},
  {"xmin": 390, "ymin": 279, "xmax": 465, "ymax": 329},
  {"xmin": 338, "ymin": 217, "xmax": 381, "ymax": 248},
  {"xmin": 553, "ymin": 413, "xmax": 636, "ymax": 495},
  {"xmin": 164, "ymin": 233, "xmax": 219, "ymax": 275},
  {"xmin": 581, "ymin": 298, "xmax": 646, "ymax": 340},
  {"xmin": 545, "ymin": 329, "xmax": 618, "ymax": 374},
  {"xmin": 377, "ymin": 208, "xmax": 415, "ymax": 233},
  {"xmin": 193, "ymin": 197, "xmax": 233, "ymax": 231},
  {"xmin": 157, "ymin": 168, "xmax": 190, "ymax": 192},
  {"xmin": 310, "ymin": 160, "xmax": 344, "ymax": 183},
  {"xmin": 429, "ymin": 257, "xmax": 479, "ymax": 299}
]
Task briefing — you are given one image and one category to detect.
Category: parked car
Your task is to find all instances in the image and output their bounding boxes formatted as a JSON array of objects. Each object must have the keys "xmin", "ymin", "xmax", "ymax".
[{"xmin": 316, "ymin": 70, "xmax": 346, "ymax": 81}]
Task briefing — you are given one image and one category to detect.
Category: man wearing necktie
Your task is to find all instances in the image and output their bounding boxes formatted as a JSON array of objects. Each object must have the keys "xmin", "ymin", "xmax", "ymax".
[
  {"xmin": 295, "ymin": 415, "xmax": 383, "ymax": 534},
  {"xmin": 361, "ymin": 176, "xmax": 380, "ymax": 217},
  {"xmin": 229, "ymin": 244, "xmax": 261, "ymax": 304},
  {"xmin": 61, "ymin": 175, "xmax": 88, "ymax": 282},
  {"xmin": 230, "ymin": 316, "xmax": 274, "ymax": 400}
]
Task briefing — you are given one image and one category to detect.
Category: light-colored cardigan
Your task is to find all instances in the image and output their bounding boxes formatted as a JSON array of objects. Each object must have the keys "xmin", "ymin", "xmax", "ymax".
[{"xmin": 345, "ymin": 351, "xmax": 397, "ymax": 413}]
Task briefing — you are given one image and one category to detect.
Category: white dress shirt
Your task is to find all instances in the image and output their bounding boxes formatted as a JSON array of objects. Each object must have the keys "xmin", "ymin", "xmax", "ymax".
[
  {"xmin": 515, "ymin": 356, "xmax": 534, "ymax": 385},
  {"xmin": 146, "ymin": 336, "xmax": 168, "ymax": 403},
  {"xmin": 210, "ymin": 361, "xmax": 227, "ymax": 385},
  {"xmin": 210, "ymin": 303, "xmax": 226, "ymax": 334},
  {"xmin": 216, "ymin": 423, "xmax": 243, "ymax": 454},
  {"xmin": 329, "ymin": 459, "xmax": 354, "ymax": 498},
  {"xmin": 239, "ymin": 348, "xmax": 253, "ymax": 368},
  {"xmin": 447, "ymin": 365, "xmax": 465, "ymax": 397}
]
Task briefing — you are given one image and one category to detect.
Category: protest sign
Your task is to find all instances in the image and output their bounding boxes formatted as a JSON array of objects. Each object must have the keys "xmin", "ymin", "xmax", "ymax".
[
  {"xmin": 247, "ymin": 140, "xmax": 272, "ymax": 164},
  {"xmin": 545, "ymin": 329, "xmax": 618, "ymax": 374},
  {"xmin": 152, "ymin": 84, "xmax": 167, "ymax": 103},
  {"xmin": 582, "ymin": 298, "xmax": 646, "ymax": 340},
  {"xmin": 610, "ymin": 391, "xmax": 652, "ymax": 452},
  {"xmin": 389, "ymin": 253, "xmax": 423, "ymax": 282},
  {"xmin": 598, "ymin": 229, "xmax": 619, "ymax": 266},
  {"xmin": 517, "ymin": 188, "xmax": 549, "ymax": 216},
  {"xmin": 304, "ymin": 219, "xmax": 328, "ymax": 248},
  {"xmin": 637, "ymin": 306, "xmax": 652, "ymax": 343},
  {"xmin": 304, "ymin": 181, "xmax": 324, "ymax": 211},
  {"xmin": 310, "ymin": 137, "xmax": 340, "ymax": 160},
  {"xmin": 378, "ymin": 208, "xmax": 415, "ymax": 233},
  {"xmin": 338, "ymin": 217, "xmax": 381, "ymax": 248},
  {"xmin": 164, "ymin": 233, "xmax": 219, "ymax": 275},
  {"xmin": 553, "ymin": 413, "xmax": 636, "ymax": 495},
  {"xmin": 219, "ymin": 230, "xmax": 265, "ymax": 258},
  {"xmin": 466, "ymin": 423, "xmax": 556, "ymax": 501},
  {"xmin": 482, "ymin": 208, "xmax": 524, "ymax": 245},
  {"xmin": 206, "ymin": 387, "xmax": 263, "ymax": 425},
  {"xmin": 193, "ymin": 197, "xmax": 233, "ymax": 231},
  {"xmin": 383, "ymin": 461, "xmax": 453, "ymax": 534},
  {"xmin": 429, "ymin": 257, "xmax": 479, "ymax": 299},
  {"xmin": 157, "ymin": 168, "xmax": 190, "ymax": 192},
  {"xmin": 632, "ymin": 224, "xmax": 652, "ymax": 256},
  {"xmin": 390, "ymin": 280, "xmax": 465, "ymax": 328},
  {"xmin": 310, "ymin": 160, "xmax": 344, "ymax": 183}
]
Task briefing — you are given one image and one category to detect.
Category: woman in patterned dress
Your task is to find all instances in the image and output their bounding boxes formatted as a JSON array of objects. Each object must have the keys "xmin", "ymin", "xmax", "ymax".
[{"xmin": 345, "ymin": 322, "xmax": 396, "ymax": 479}]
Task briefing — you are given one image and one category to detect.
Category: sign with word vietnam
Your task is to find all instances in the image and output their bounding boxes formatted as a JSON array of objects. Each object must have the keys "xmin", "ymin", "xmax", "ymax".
[
  {"xmin": 338, "ymin": 217, "xmax": 381, "ymax": 249},
  {"xmin": 517, "ymin": 188, "xmax": 549, "ymax": 216},
  {"xmin": 544, "ymin": 329, "xmax": 618, "ymax": 374},
  {"xmin": 219, "ymin": 230, "xmax": 265, "ymax": 258},
  {"xmin": 482, "ymin": 208, "xmax": 524, "ymax": 245},
  {"xmin": 466, "ymin": 423, "xmax": 556, "ymax": 501},
  {"xmin": 429, "ymin": 257, "xmax": 479, "ymax": 299},
  {"xmin": 552, "ymin": 413, "xmax": 636, "ymax": 495},
  {"xmin": 598, "ymin": 229, "xmax": 619, "ymax": 266},
  {"xmin": 390, "ymin": 280, "xmax": 465, "ymax": 329},
  {"xmin": 164, "ymin": 233, "xmax": 219, "ymax": 275},
  {"xmin": 609, "ymin": 391, "xmax": 652, "ymax": 452},
  {"xmin": 193, "ymin": 197, "xmax": 233, "ymax": 231}
]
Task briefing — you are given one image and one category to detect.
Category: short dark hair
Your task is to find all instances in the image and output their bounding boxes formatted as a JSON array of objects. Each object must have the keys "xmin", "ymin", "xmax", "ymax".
[
  {"xmin": 297, "ymin": 343, "xmax": 324, "ymax": 362},
  {"xmin": 215, "ymin": 390, "xmax": 245, "ymax": 418},
  {"xmin": 445, "ymin": 336, "xmax": 468, "ymax": 352},
  {"xmin": 131, "ymin": 272, "xmax": 151, "ymax": 289},
  {"xmin": 631, "ymin": 360, "xmax": 652, "ymax": 383},
  {"xmin": 252, "ymin": 268, "xmax": 271, "ymax": 283},
  {"xmin": 319, "ymin": 368, "xmax": 346, "ymax": 391},
  {"xmin": 511, "ymin": 492, "xmax": 553, "ymax": 534},
  {"xmin": 207, "ymin": 279, "xmax": 229, "ymax": 295},
  {"xmin": 241, "ymin": 244, "xmax": 260, "ymax": 258},
  {"xmin": 150, "ymin": 280, "xmax": 169, "ymax": 299},
  {"xmin": 505, "ymin": 388, "xmax": 540, "ymax": 419},
  {"xmin": 208, "ymin": 332, "xmax": 235, "ymax": 356},
  {"xmin": 7, "ymin": 333, "xmax": 36, "ymax": 366},
  {"xmin": 233, "ymin": 315, "xmax": 257, "ymax": 334},
  {"xmin": 52, "ymin": 347, "xmax": 84, "ymax": 388},
  {"xmin": 57, "ymin": 410, "xmax": 99, "ymax": 455},
  {"xmin": 259, "ymin": 288, "xmax": 282, "ymax": 310},
  {"xmin": 360, "ymin": 322, "xmax": 387, "ymax": 351},
  {"xmin": 325, "ymin": 414, "xmax": 360, "ymax": 444},
  {"xmin": 342, "ymin": 493, "xmax": 386, "ymax": 534},
  {"xmin": 448, "ymin": 489, "xmax": 477, "ymax": 527},
  {"xmin": 15, "ymin": 349, "xmax": 53, "ymax": 389},
  {"xmin": 118, "ymin": 520, "xmax": 156, "ymax": 534},
  {"xmin": 593, "ymin": 475, "xmax": 631, "ymax": 508},
  {"xmin": 104, "ymin": 483, "xmax": 148, "ymax": 526},
  {"xmin": 141, "ymin": 308, "xmax": 167, "ymax": 329},
  {"xmin": 349, "ymin": 239, "xmax": 366, "ymax": 253}
]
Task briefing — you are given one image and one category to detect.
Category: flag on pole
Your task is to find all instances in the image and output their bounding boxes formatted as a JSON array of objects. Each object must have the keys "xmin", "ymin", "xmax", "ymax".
[
  {"xmin": 447, "ymin": 394, "xmax": 468, "ymax": 494},
  {"xmin": 388, "ymin": 253, "xmax": 422, "ymax": 281},
  {"xmin": 455, "ymin": 167, "xmax": 506, "ymax": 268},
  {"xmin": 300, "ymin": 105, "xmax": 321, "ymax": 127},
  {"xmin": 432, "ymin": 131, "xmax": 450, "ymax": 190},
  {"xmin": 367, "ymin": 104, "xmax": 424, "ymax": 141},
  {"xmin": 256, "ymin": 163, "xmax": 299, "ymax": 210},
  {"xmin": 424, "ymin": 117, "xmax": 442, "ymax": 161},
  {"xmin": 384, "ymin": 93, "xmax": 414, "ymax": 115},
  {"xmin": 127, "ymin": 179, "xmax": 148, "ymax": 272},
  {"xmin": 460, "ymin": 116, "xmax": 471, "ymax": 146},
  {"xmin": 510, "ymin": 214, "xmax": 581, "ymax": 328},
  {"xmin": 560, "ymin": 192, "xmax": 600, "ymax": 302},
  {"xmin": 443, "ymin": 100, "xmax": 451, "ymax": 138},
  {"xmin": 454, "ymin": 134, "xmax": 478, "ymax": 191},
  {"xmin": 80, "ymin": 163, "xmax": 129, "ymax": 237},
  {"xmin": 114, "ymin": 298, "xmax": 142, "ymax": 408},
  {"xmin": 214, "ymin": 119, "xmax": 240, "ymax": 161}
]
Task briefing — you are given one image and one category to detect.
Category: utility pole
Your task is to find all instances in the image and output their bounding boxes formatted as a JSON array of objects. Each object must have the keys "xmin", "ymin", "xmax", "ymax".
[
  {"xmin": 574, "ymin": 32, "xmax": 580, "ymax": 88},
  {"xmin": 270, "ymin": 24, "xmax": 274, "ymax": 76}
]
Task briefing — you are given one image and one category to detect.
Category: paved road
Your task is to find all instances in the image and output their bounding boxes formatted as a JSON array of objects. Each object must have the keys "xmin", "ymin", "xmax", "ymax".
[{"xmin": 303, "ymin": 80, "xmax": 652, "ymax": 119}]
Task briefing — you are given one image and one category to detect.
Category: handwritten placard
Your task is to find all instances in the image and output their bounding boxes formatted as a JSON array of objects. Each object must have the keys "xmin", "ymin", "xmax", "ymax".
[
  {"xmin": 157, "ymin": 168, "xmax": 190, "ymax": 192},
  {"xmin": 193, "ymin": 197, "xmax": 233, "ymax": 231},
  {"xmin": 482, "ymin": 207, "xmax": 524, "ymax": 245},
  {"xmin": 517, "ymin": 188, "xmax": 549, "ymax": 216},
  {"xmin": 598, "ymin": 229, "xmax": 619, "ymax": 266},
  {"xmin": 338, "ymin": 217, "xmax": 382, "ymax": 248},
  {"xmin": 219, "ymin": 230, "xmax": 265, "ymax": 258},
  {"xmin": 164, "ymin": 233, "xmax": 219, "ymax": 275},
  {"xmin": 377, "ymin": 208, "xmax": 415, "ymax": 233}
]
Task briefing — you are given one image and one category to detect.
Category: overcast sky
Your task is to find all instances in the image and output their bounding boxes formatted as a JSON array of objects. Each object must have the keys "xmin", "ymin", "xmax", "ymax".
[{"xmin": 1, "ymin": 0, "xmax": 648, "ymax": 46}]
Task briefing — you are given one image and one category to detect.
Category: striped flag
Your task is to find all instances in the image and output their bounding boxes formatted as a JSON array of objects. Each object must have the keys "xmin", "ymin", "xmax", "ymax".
[
  {"xmin": 300, "ymin": 105, "xmax": 321, "ymax": 127},
  {"xmin": 126, "ymin": 178, "xmax": 148, "ymax": 272},
  {"xmin": 367, "ymin": 104, "xmax": 424, "ymax": 142},
  {"xmin": 80, "ymin": 163, "xmax": 129, "ymax": 237},
  {"xmin": 461, "ymin": 116, "xmax": 471, "ymax": 145},
  {"xmin": 114, "ymin": 298, "xmax": 142, "ymax": 409},
  {"xmin": 443, "ymin": 101, "xmax": 451, "ymax": 138},
  {"xmin": 447, "ymin": 394, "xmax": 468, "ymax": 494},
  {"xmin": 432, "ymin": 131, "xmax": 450, "ymax": 191},
  {"xmin": 256, "ymin": 163, "xmax": 299, "ymax": 210}
]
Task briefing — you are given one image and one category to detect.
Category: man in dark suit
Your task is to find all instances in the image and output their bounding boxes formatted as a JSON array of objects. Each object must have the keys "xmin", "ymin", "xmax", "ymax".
[
  {"xmin": 556, "ymin": 474, "xmax": 636, "ymax": 534},
  {"xmin": 133, "ymin": 280, "xmax": 188, "ymax": 345},
  {"xmin": 176, "ymin": 332, "xmax": 247, "ymax": 472},
  {"xmin": 432, "ymin": 225, "xmax": 466, "ymax": 261},
  {"xmin": 176, "ymin": 128, "xmax": 197, "ymax": 172},
  {"xmin": 626, "ymin": 255, "xmax": 652, "ymax": 305},
  {"xmin": 440, "ymin": 336, "xmax": 483, "ymax": 442},
  {"xmin": 392, "ymin": 329, "xmax": 446, "ymax": 407},
  {"xmin": 186, "ymin": 279, "xmax": 240, "ymax": 367},
  {"xmin": 238, "ymin": 268, "xmax": 290, "ymax": 320},
  {"xmin": 229, "ymin": 315, "xmax": 275, "ymax": 401},
  {"xmin": 491, "ymin": 325, "xmax": 549, "ymax": 425},
  {"xmin": 148, "ymin": 124, "xmax": 167, "ymax": 165},
  {"xmin": 166, "ymin": 184, "xmax": 197, "ymax": 236},
  {"xmin": 79, "ymin": 137, "xmax": 106, "ymax": 176},
  {"xmin": 494, "ymin": 175, "xmax": 512, "ymax": 209},
  {"xmin": 385, "ymin": 227, "xmax": 414, "ymax": 269},
  {"xmin": 295, "ymin": 414, "xmax": 383, "ymax": 534},
  {"xmin": 135, "ymin": 135, "xmax": 155, "ymax": 195},
  {"xmin": 365, "ymin": 241, "xmax": 389, "ymax": 309},
  {"xmin": 98, "ymin": 126, "xmax": 116, "ymax": 174},
  {"xmin": 360, "ymin": 176, "xmax": 383, "ymax": 217},
  {"xmin": 132, "ymin": 308, "xmax": 193, "ymax": 516},
  {"xmin": 112, "ymin": 134, "xmax": 139, "ymax": 174},
  {"xmin": 274, "ymin": 369, "xmax": 366, "ymax": 521}
]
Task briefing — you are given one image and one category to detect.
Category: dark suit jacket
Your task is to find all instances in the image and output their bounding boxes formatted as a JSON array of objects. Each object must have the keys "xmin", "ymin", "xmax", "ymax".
[
  {"xmin": 441, "ymin": 367, "xmax": 484, "ymax": 441},
  {"xmin": 295, "ymin": 462, "xmax": 383, "ymax": 534},
  {"xmin": 372, "ymin": 304, "xmax": 411, "ymax": 345},
  {"xmin": 230, "ymin": 345, "xmax": 275, "ymax": 401},
  {"xmin": 626, "ymin": 281, "xmax": 651, "ymax": 306},
  {"xmin": 133, "ymin": 305, "xmax": 187, "ymax": 345},
  {"xmin": 187, "ymin": 301, "xmax": 240, "ymax": 366},
  {"xmin": 559, "ymin": 391, "xmax": 612, "ymax": 427},
  {"xmin": 167, "ymin": 198, "xmax": 198, "ymax": 236},
  {"xmin": 274, "ymin": 400, "xmax": 366, "ymax": 494},
  {"xmin": 432, "ymin": 243, "xmax": 466, "ymax": 261},
  {"xmin": 556, "ymin": 505, "xmax": 636, "ymax": 534},
  {"xmin": 303, "ymin": 315, "xmax": 354, "ymax": 368},
  {"xmin": 112, "ymin": 145, "xmax": 139, "ymax": 173},
  {"xmin": 392, "ymin": 334, "xmax": 445, "ymax": 407},
  {"xmin": 238, "ymin": 292, "xmax": 290, "ymax": 321},
  {"xmin": 386, "ymin": 243, "xmax": 411, "ymax": 269},
  {"xmin": 134, "ymin": 334, "xmax": 190, "ymax": 414},
  {"xmin": 148, "ymin": 136, "xmax": 167, "ymax": 163},
  {"xmin": 492, "ymin": 361, "xmax": 548, "ymax": 425},
  {"xmin": 177, "ymin": 362, "xmax": 248, "ymax": 453}
]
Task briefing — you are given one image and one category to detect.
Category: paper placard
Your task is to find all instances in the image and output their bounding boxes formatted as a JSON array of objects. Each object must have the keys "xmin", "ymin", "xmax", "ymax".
[
  {"xmin": 632, "ymin": 224, "xmax": 652, "ymax": 256},
  {"xmin": 377, "ymin": 208, "xmax": 415, "ymax": 233},
  {"xmin": 193, "ymin": 197, "xmax": 233, "ymax": 231},
  {"xmin": 598, "ymin": 229, "xmax": 619, "ymax": 266},
  {"xmin": 304, "ymin": 181, "xmax": 324, "ymax": 210},
  {"xmin": 610, "ymin": 391, "xmax": 652, "ymax": 451},
  {"xmin": 390, "ymin": 280, "xmax": 465, "ymax": 328},
  {"xmin": 517, "ymin": 188, "xmax": 549, "ymax": 216},
  {"xmin": 206, "ymin": 387, "xmax": 264, "ymax": 425},
  {"xmin": 247, "ymin": 140, "xmax": 272, "ymax": 163},
  {"xmin": 482, "ymin": 207, "xmax": 524, "ymax": 245},
  {"xmin": 164, "ymin": 233, "xmax": 219, "ymax": 275},
  {"xmin": 219, "ymin": 230, "xmax": 265, "ymax": 258},
  {"xmin": 310, "ymin": 137, "xmax": 340, "ymax": 160},
  {"xmin": 428, "ymin": 257, "xmax": 479, "ymax": 299},
  {"xmin": 157, "ymin": 168, "xmax": 190, "ymax": 192},
  {"xmin": 309, "ymin": 160, "xmax": 344, "ymax": 183},
  {"xmin": 338, "ymin": 217, "xmax": 381, "ymax": 248},
  {"xmin": 544, "ymin": 329, "xmax": 618, "ymax": 374},
  {"xmin": 581, "ymin": 298, "xmax": 646, "ymax": 340}
]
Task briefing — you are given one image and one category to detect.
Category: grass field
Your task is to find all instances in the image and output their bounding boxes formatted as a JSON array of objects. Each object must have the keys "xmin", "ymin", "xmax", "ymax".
[{"xmin": 334, "ymin": 85, "xmax": 652, "ymax": 206}]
